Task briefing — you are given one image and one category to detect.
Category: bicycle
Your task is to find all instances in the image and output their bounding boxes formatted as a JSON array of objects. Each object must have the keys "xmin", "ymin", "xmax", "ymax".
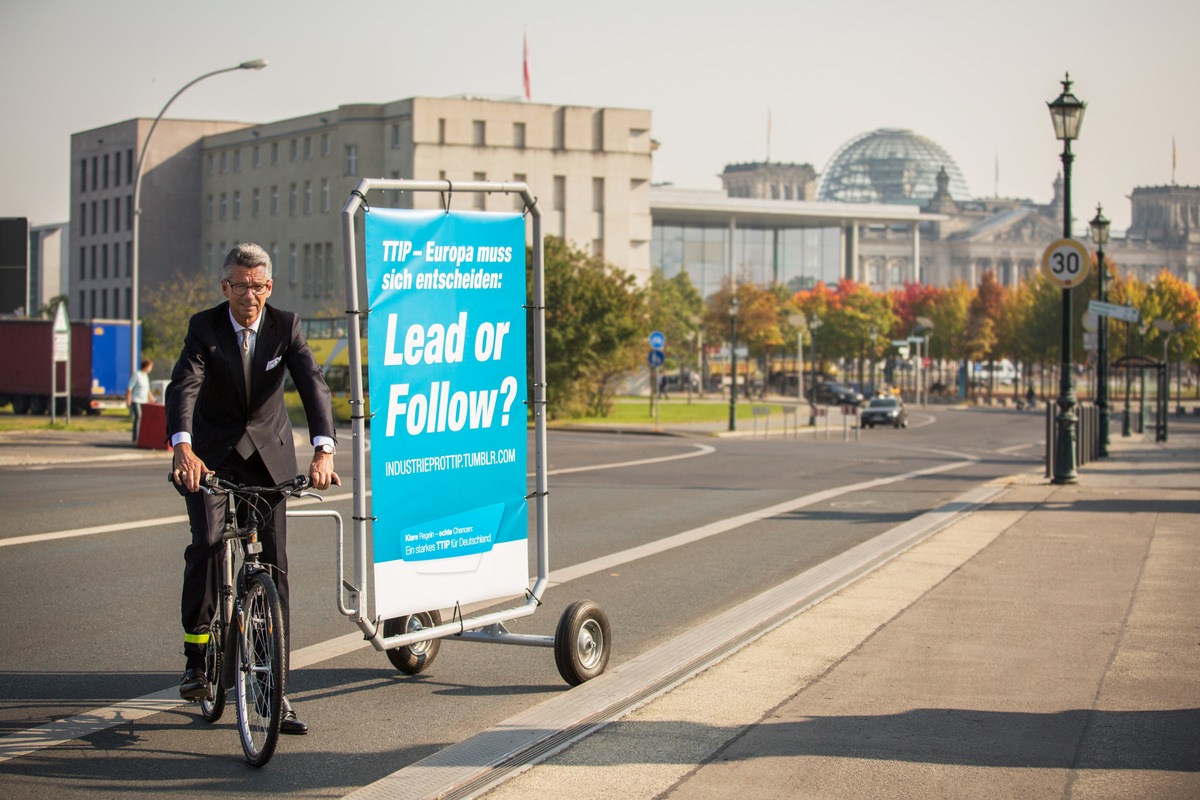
[{"xmin": 170, "ymin": 472, "xmax": 317, "ymax": 767}]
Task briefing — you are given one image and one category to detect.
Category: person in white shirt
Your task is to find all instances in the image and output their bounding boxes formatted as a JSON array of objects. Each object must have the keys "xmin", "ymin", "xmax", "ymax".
[{"xmin": 125, "ymin": 358, "xmax": 154, "ymax": 444}]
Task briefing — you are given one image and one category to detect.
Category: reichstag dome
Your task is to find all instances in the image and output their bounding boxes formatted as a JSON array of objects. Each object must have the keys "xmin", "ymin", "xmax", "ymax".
[{"xmin": 817, "ymin": 128, "xmax": 971, "ymax": 205}]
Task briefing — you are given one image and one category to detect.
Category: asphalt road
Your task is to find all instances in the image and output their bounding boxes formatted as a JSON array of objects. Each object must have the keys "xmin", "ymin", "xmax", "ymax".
[{"xmin": 0, "ymin": 406, "xmax": 1045, "ymax": 797}]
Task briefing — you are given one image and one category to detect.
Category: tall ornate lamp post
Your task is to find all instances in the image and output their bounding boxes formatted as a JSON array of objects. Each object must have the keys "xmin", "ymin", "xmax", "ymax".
[
  {"xmin": 1089, "ymin": 205, "xmax": 1111, "ymax": 456},
  {"xmin": 728, "ymin": 294, "xmax": 739, "ymax": 432},
  {"xmin": 129, "ymin": 59, "xmax": 268, "ymax": 377},
  {"xmin": 1047, "ymin": 72, "xmax": 1087, "ymax": 484},
  {"xmin": 807, "ymin": 314, "xmax": 823, "ymax": 426}
]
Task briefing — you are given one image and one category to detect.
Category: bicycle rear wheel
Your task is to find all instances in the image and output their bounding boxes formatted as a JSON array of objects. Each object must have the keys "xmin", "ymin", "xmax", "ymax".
[
  {"xmin": 235, "ymin": 571, "xmax": 285, "ymax": 767},
  {"xmin": 198, "ymin": 613, "xmax": 227, "ymax": 723}
]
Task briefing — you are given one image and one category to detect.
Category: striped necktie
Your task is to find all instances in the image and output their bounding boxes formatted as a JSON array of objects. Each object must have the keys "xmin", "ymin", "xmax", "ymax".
[{"xmin": 235, "ymin": 328, "xmax": 255, "ymax": 458}]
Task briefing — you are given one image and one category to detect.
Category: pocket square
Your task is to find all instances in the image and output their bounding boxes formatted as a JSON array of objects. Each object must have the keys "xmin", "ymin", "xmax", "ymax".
[{"xmin": 265, "ymin": 356, "xmax": 282, "ymax": 371}]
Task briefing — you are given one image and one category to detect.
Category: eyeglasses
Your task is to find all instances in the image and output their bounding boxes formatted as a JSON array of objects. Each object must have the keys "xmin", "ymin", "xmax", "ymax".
[{"xmin": 226, "ymin": 281, "xmax": 271, "ymax": 296}]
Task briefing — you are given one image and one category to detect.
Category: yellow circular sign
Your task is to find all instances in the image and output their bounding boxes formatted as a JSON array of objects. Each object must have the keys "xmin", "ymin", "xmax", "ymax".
[{"xmin": 1041, "ymin": 238, "xmax": 1091, "ymax": 288}]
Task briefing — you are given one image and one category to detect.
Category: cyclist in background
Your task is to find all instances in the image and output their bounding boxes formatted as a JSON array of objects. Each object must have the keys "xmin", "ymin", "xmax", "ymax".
[{"xmin": 167, "ymin": 243, "xmax": 339, "ymax": 736}]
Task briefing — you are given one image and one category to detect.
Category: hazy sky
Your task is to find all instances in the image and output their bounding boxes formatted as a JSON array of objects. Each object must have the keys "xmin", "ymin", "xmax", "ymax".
[{"xmin": 2, "ymin": 0, "xmax": 1195, "ymax": 233}]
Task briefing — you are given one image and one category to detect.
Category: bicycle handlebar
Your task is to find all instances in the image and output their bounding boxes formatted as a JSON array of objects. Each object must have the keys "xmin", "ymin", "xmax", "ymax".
[{"xmin": 166, "ymin": 472, "xmax": 312, "ymax": 496}]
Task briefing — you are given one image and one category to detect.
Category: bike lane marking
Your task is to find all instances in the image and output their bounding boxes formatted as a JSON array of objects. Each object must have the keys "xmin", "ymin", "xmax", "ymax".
[{"xmin": 0, "ymin": 447, "xmax": 974, "ymax": 764}]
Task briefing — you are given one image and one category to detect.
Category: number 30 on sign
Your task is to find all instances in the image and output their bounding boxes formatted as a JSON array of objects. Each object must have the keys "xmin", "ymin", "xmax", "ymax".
[{"xmin": 1041, "ymin": 238, "xmax": 1091, "ymax": 288}]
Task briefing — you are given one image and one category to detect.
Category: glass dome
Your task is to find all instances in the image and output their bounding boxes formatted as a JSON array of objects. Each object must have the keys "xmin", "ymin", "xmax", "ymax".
[{"xmin": 817, "ymin": 128, "xmax": 971, "ymax": 205}]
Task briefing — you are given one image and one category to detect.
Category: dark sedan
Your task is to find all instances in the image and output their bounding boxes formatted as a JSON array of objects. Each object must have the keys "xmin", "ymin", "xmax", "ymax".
[{"xmin": 860, "ymin": 397, "xmax": 908, "ymax": 428}]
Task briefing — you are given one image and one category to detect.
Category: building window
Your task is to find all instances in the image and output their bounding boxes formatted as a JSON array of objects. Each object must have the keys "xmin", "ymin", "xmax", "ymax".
[
  {"xmin": 91, "ymin": 202, "xmax": 97, "ymax": 234},
  {"xmin": 269, "ymin": 243, "xmax": 278, "ymax": 275},
  {"xmin": 113, "ymin": 243, "xmax": 120, "ymax": 279},
  {"xmin": 513, "ymin": 173, "xmax": 527, "ymax": 211},
  {"xmin": 113, "ymin": 150, "xmax": 121, "ymax": 187},
  {"xmin": 473, "ymin": 172, "xmax": 486, "ymax": 209},
  {"xmin": 271, "ymin": 142, "xmax": 279, "ymax": 165},
  {"xmin": 325, "ymin": 243, "xmax": 335, "ymax": 296},
  {"xmin": 321, "ymin": 179, "xmax": 330, "ymax": 213},
  {"xmin": 102, "ymin": 199, "xmax": 108, "ymax": 233},
  {"xmin": 438, "ymin": 118, "xmax": 446, "ymax": 145},
  {"xmin": 206, "ymin": 154, "xmax": 214, "ymax": 175},
  {"xmin": 513, "ymin": 122, "xmax": 526, "ymax": 149},
  {"xmin": 126, "ymin": 149, "xmax": 133, "ymax": 183},
  {"xmin": 289, "ymin": 139, "xmax": 298, "ymax": 161},
  {"xmin": 126, "ymin": 196, "xmax": 132, "ymax": 231},
  {"xmin": 253, "ymin": 145, "xmax": 261, "ymax": 168},
  {"xmin": 592, "ymin": 111, "xmax": 604, "ymax": 152},
  {"xmin": 219, "ymin": 193, "xmax": 227, "ymax": 220},
  {"xmin": 321, "ymin": 132, "xmax": 331, "ymax": 156},
  {"xmin": 234, "ymin": 149, "xmax": 242, "ymax": 172},
  {"xmin": 79, "ymin": 203, "xmax": 86, "ymax": 235},
  {"xmin": 391, "ymin": 123, "xmax": 401, "ymax": 148},
  {"xmin": 101, "ymin": 244, "xmax": 108, "ymax": 278},
  {"xmin": 303, "ymin": 243, "xmax": 313, "ymax": 296},
  {"xmin": 79, "ymin": 246, "xmax": 85, "ymax": 279},
  {"xmin": 473, "ymin": 120, "xmax": 486, "ymax": 146},
  {"xmin": 289, "ymin": 184, "xmax": 298, "ymax": 216},
  {"xmin": 80, "ymin": 159, "xmax": 87, "ymax": 192},
  {"xmin": 113, "ymin": 198, "xmax": 120, "ymax": 231},
  {"xmin": 345, "ymin": 144, "xmax": 358, "ymax": 176},
  {"xmin": 219, "ymin": 152, "xmax": 228, "ymax": 173},
  {"xmin": 553, "ymin": 176, "xmax": 565, "ymax": 211},
  {"xmin": 91, "ymin": 157, "xmax": 98, "ymax": 190},
  {"xmin": 271, "ymin": 185, "xmax": 279, "ymax": 215},
  {"xmin": 252, "ymin": 188, "xmax": 260, "ymax": 217},
  {"xmin": 304, "ymin": 181, "xmax": 312, "ymax": 215},
  {"xmin": 304, "ymin": 136, "xmax": 313, "ymax": 159},
  {"xmin": 233, "ymin": 191, "xmax": 242, "ymax": 220},
  {"xmin": 289, "ymin": 243, "xmax": 298, "ymax": 285},
  {"xmin": 126, "ymin": 242, "xmax": 132, "ymax": 275},
  {"xmin": 102, "ymin": 154, "xmax": 109, "ymax": 188}
]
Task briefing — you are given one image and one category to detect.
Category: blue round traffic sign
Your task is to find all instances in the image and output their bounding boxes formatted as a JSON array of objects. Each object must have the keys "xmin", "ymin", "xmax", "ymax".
[
  {"xmin": 649, "ymin": 330, "xmax": 666, "ymax": 350},
  {"xmin": 648, "ymin": 348, "xmax": 665, "ymax": 367}
]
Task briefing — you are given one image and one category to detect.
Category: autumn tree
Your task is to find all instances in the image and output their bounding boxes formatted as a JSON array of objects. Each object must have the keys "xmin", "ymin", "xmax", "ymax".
[{"xmin": 142, "ymin": 270, "xmax": 222, "ymax": 374}]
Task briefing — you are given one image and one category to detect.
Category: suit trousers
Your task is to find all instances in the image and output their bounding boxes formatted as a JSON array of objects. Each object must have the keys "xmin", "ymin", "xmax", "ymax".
[{"xmin": 181, "ymin": 448, "xmax": 290, "ymax": 655}]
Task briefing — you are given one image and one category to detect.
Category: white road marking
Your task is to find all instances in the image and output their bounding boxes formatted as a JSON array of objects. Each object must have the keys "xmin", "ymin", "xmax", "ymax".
[{"xmin": 0, "ymin": 449, "xmax": 977, "ymax": 763}]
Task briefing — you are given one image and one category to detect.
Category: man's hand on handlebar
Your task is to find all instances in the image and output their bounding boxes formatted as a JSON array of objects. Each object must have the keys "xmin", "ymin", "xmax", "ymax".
[
  {"xmin": 171, "ymin": 442, "xmax": 211, "ymax": 493},
  {"xmin": 308, "ymin": 450, "xmax": 340, "ymax": 491}
]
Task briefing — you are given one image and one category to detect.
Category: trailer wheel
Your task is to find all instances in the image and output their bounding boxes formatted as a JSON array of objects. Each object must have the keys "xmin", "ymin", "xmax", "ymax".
[
  {"xmin": 554, "ymin": 600, "xmax": 611, "ymax": 686},
  {"xmin": 11, "ymin": 395, "xmax": 29, "ymax": 415},
  {"xmin": 382, "ymin": 610, "xmax": 442, "ymax": 675},
  {"xmin": 29, "ymin": 395, "xmax": 48, "ymax": 415}
]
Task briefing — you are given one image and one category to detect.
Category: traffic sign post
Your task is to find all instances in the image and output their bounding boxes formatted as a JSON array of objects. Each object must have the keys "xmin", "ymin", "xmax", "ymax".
[
  {"xmin": 51, "ymin": 303, "xmax": 71, "ymax": 426},
  {"xmin": 1041, "ymin": 238, "xmax": 1091, "ymax": 288}
]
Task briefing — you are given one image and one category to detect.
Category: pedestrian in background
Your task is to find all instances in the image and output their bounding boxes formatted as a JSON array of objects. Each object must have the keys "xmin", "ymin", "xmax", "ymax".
[{"xmin": 126, "ymin": 358, "xmax": 154, "ymax": 444}]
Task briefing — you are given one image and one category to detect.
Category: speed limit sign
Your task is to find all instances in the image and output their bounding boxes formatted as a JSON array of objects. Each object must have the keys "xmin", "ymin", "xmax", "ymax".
[{"xmin": 1041, "ymin": 238, "xmax": 1091, "ymax": 288}]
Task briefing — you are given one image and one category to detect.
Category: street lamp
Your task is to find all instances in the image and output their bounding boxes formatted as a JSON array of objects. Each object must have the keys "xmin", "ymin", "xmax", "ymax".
[
  {"xmin": 1138, "ymin": 321, "xmax": 1150, "ymax": 431},
  {"xmin": 1047, "ymin": 72, "xmax": 1087, "ymax": 484},
  {"xmin": 129, "ymin": 58, "xmax": 269, "ymax": 379},
  {"xmin": 912, "ymin": 316, "xmax": 933, "ymax": 407},
  {"xmin": 1089, "ymin": 204, "xmax": 1111, "ymax": 456},
  {"xmin": 808, "ymin": 314, "xmax": 823, "ymax": 425},
  {"xmin": 728, "ymin": 294, "xmax": 739, "ymax": 432},
  {"xmin": 788, "ymin": 313, "xmax": 807, "ymax": 401}
]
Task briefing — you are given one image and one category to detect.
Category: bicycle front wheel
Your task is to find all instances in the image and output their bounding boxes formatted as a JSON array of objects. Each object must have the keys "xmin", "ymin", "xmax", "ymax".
[{"xmin": 235, "ymin": 571, "xmax": 285, "ymax": 767}]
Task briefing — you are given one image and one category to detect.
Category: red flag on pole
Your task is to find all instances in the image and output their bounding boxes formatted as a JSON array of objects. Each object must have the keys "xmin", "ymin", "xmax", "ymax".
[{"xmin": 523, "ymin": 29, "xmax": 531, "ymax": 101}]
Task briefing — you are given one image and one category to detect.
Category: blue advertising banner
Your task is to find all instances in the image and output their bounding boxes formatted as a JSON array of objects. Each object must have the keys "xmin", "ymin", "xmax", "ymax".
[{"xmin": 365, "ymin": 209, "xmax": 527, "ymax": 619}]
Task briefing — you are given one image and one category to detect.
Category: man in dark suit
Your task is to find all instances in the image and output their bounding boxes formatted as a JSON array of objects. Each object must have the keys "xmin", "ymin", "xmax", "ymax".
[{"xmin": 167, "ymin": 242, "xmax": 338, "ymax": 735}]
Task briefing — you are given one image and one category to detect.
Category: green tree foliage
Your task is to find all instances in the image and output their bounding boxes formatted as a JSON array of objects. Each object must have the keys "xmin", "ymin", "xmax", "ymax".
[
  {"xmin": 532, "ymin": 237, "xmax": 646, "ymax": 419},
  {"xmin": 647, "ymin": 268, "xmax": 704, "ymax": 373},
  {"xmin": 142, "ymin": 270, "xmax": 222, "ymax": 374}
]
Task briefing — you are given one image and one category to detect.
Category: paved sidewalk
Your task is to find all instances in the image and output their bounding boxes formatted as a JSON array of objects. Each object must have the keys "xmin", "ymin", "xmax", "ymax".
[{"xmin": 484, "ymin": 426, "xmax": 1200, "ymax": 799}]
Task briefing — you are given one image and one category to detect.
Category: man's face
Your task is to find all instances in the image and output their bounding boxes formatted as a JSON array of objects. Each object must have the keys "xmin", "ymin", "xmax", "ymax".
[{"xmin": 222, "ymin": 265, "xmax": 273, "ymax": 327}]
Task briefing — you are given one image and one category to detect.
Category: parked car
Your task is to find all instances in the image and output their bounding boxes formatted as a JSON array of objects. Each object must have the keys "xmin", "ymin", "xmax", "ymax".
[
  {"xmin": 860, "ymin": 396, "xmax": 909, "ymax": 428},
  {"xmin": 813, "ymin": 382, "xmax": 864, "ymax": 406}
]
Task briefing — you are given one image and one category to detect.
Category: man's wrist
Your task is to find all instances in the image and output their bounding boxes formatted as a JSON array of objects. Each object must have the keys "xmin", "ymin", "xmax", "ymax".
[{"xmin": 314, "ymin": 443, "xmax": 334, "ymax": 455}]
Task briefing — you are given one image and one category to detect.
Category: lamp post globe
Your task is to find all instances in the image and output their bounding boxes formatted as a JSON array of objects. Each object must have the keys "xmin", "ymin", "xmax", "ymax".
[
  {"xmin": 1047, "ymin": 72, "xmax": 1086, "ymax": 484},
  {"xmin": 1089, "ymin": 204, "xmax": 1111, "ymax": 457}
]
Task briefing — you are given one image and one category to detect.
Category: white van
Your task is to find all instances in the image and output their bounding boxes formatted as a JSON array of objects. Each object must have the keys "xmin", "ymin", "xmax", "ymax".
[{"xmin": 972, "ymin": 359, "xmax": 1017, "ymax": 386}]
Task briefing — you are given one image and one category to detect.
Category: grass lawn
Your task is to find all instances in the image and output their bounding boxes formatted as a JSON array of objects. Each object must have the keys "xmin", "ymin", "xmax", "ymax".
[
  {"xmin": 551, "ymin": 396, "xmax": 788, "ymax": 426},
  {"xmin": 0, "ymin": 407, "xmax": 132, "ymax": 433}
]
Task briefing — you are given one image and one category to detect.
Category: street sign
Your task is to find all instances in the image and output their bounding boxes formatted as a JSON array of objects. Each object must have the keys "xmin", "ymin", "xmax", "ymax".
[
  {"xmin": 1088, "ymin": 299, "xmax": 1140, "ymax": 323},
  {"xmin": 1041, "ymin": 238, "xmax": 1091, "ymax": 288},
  {"xmin": 649, "ymin": 330, "xmax": 665, "ymax": 350},
  {"xmin": 52, "ymin": 303, "xmax": 69, "ymax": 362},
  {"xmin": 648, "ymin": 348, "xmax": 665, "ymax": 367}
]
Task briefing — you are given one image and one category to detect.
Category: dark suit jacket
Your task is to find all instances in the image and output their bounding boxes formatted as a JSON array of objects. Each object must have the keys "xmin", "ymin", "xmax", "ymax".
[{"xmin": 166, "ymin": 302, "xmax": 336, "ymax": 484}]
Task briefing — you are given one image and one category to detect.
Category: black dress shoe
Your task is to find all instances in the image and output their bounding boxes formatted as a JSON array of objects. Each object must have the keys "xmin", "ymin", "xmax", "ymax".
[
  {"xmin": 179, "ymin": 667, "xmax": 210, "ymax": 701},
  {"xmin": 280, "ymin": 699, "xmax": 308, "ymax": 735}
]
